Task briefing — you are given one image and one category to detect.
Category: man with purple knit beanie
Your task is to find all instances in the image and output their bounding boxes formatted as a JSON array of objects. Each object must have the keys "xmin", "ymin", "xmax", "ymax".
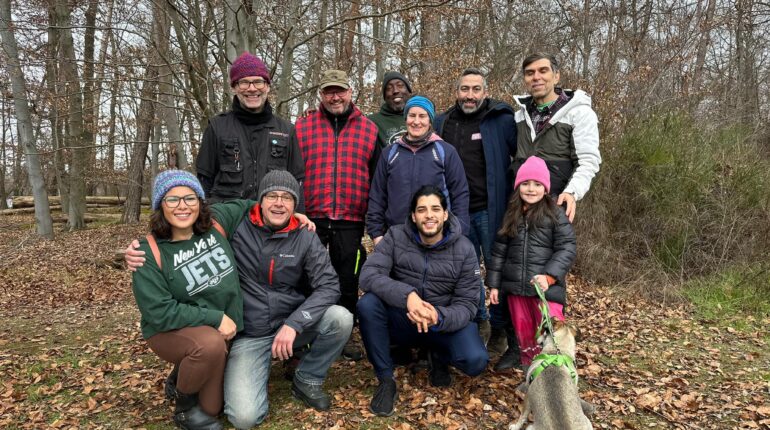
[{"xmin": 197, "ymin": 52, "xmax": 305, "ymax": 208}]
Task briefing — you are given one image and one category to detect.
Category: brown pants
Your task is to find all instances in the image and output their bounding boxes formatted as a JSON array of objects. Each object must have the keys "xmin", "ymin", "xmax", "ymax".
[{"xmin": 146, "ymin": 326, "xmax": 227, "ymax": 415}]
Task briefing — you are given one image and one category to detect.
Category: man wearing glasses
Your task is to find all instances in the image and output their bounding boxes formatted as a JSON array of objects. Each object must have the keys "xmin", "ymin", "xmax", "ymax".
[
  {"xmin": 196, "ymin": 52, "xmax": 305, "ymax": 206},
  {"xmin": 295, "ymin": 69, "xmax": 380, "ymax": 361}
]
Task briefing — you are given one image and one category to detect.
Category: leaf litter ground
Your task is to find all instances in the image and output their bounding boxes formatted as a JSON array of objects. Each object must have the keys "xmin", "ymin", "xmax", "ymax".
[{"xmin": 0, "ymin": 217, "xmax": 768, "ymax": 429}]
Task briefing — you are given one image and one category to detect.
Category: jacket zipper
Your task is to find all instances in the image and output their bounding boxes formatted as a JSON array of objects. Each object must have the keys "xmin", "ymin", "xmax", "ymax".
[
  {"xmin": 420, "ymin": 252, "xmax": 429, "ymax": 298},
  {"xmin": 332, "ymin": 116, "xmax": 339, "ymax": 217},
  {"xmin": 269, "ymin": 257, "xmax": 275, "ymax": 286},
  {"xmin": 521, "ymin": 220, "xmax": 529, "ymax": 292}
]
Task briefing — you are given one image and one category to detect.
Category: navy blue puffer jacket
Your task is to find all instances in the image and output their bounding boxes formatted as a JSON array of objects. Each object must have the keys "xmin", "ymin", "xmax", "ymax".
[{"xmin": 359, "ymin": 213, "xmax": 480, "ymax": 333}]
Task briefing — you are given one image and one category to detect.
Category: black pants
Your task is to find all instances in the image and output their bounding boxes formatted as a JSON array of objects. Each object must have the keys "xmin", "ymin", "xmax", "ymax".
[{"xmin": 311, "ymin": 218, "xmax": 366, "ymax": 323}]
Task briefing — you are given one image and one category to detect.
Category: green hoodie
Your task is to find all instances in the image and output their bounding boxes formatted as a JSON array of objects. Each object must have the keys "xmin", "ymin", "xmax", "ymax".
[
  {"xmin": 368, "ymin": 103, "xmax": 407, "ymax": 149},
  {"xmin": 131, "ymin": 222, "xmax": 244, "ymax": 339}
]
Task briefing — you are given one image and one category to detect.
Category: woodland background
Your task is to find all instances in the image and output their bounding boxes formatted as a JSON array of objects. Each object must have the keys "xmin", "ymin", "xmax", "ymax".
[{"xmin": 0, "ymin": 0, "xmax": 769, "ymax": 428}]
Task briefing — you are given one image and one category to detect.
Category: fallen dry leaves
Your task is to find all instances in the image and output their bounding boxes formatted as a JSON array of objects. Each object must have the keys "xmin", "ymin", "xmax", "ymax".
[{"xmin": 0, "ymin": 218, "xmax": 768, "ymax": 429}]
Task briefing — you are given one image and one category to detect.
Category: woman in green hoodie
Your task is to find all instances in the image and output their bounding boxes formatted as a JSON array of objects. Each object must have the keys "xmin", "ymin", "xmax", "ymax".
[{"xmin": 131, "ymin": 170, "xmax": 243, "ymax": 430}]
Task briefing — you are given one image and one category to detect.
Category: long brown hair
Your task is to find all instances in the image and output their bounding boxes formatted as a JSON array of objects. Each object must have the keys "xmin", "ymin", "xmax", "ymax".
[
  {"xmin": 498, "ymin": 187, "xmax": 559, "ymax": 238},
  {"xmin": 149, "ymin": 198, "xmax": 213, "ymax": 240}
]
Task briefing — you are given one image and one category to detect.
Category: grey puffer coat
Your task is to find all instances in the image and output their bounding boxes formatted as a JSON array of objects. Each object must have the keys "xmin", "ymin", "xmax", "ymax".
[{"xmin": 485, "ymin": 207, "xmax": 576, "ymax": 305}]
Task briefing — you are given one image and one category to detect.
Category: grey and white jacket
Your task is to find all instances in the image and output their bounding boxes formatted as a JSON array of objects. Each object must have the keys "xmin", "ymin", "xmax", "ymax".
[{"xmin": 513, "ymin": 89, "xmax": 601, "ymax": 200}]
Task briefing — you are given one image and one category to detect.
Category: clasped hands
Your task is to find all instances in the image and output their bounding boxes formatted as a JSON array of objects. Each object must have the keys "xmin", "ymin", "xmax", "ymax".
[{"xmin": 406, "ymin": 292, "xmax": 438, "ymax": 333}]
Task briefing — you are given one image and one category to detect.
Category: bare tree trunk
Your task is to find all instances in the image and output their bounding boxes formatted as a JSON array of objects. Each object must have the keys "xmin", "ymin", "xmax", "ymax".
[
  {"xmin": 224, "ymin": 0, "xmax": 256, "ymax": 61},
  {"xmin": 276, "ymin": 0, "xmax": 299, "ymax": 117},
  {"xmin": 157, "ymin": 1, "xmax": 185, "ymax": 168},
  {"xmin": 122, "ymin": 1, "xmax": 164, "ymax": 223},
  {"xmin": 0, "ymin": 94, "xmax": 7, "ymax": 210},
  {"xmin": 82, "ymin": 0, "xmax": 98, "ymax": 193},
  {"xmin": 52, "ymin": 0, "xmax": 88, "ymax": 230},
  {"xmin": 0, "ymin": 0, "xmax": 53, "ymax": 238}
]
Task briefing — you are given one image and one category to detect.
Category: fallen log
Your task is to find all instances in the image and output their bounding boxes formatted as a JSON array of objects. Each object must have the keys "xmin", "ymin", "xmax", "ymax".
[{"xmin": 11, "ymin": 196, "xmax": 150, "ymax": 208}]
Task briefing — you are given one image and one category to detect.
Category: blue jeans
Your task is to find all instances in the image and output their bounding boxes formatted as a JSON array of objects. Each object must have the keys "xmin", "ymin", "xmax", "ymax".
[
  {"xmin": 468, "ymin": 209, "xmax": 508, "ymax": 329},
  {"xmin": 357, "ymin": 293, "xmax": 489, "ymax": 380},
  {"xmin": 223, "ymin": 305, "xmax": 352, "ymax": 429}
]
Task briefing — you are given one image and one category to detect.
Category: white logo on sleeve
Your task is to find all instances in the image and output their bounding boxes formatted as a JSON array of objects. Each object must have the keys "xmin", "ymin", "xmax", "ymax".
[{"xmin": 302, "ymin": 311, "xmax": 312, "ymax": 320}]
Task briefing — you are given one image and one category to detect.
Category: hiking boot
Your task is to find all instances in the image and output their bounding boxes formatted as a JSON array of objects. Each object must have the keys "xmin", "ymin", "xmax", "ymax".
[
  {"xmin": 291, "ymin": 378, "xmax": 331, "ymax": 411},
  {"xmin": 369, "ymin": 377, "xmax": 398, "ymax": 416},
  {"xmin": 428, "ymin": 352, "xmax": 452, "ymax": 387},
  {"xmin": 391, "ymin": 345, "xmax": 414, "ymax": 367},
  {"xmin": 165, "ymin": 364, "xmax": 179, "ymax": 401},
  {"xmin": 173, "ymin": 391, "xmax": 222, "ymax": 430},
  {"xmin": 410, "ymin": 347, "xmax": 430, "ymax": 374},
  {"xmin": 494, "ymin": 346, "xmax": 522, "ymax": 371},
  {"xmin": 494, "ymin": 328, "xmax": 521, "ymax": 371},
  {"xmin": 478, "ymin": 319, "xmax": 491, "ymax": 346},
  {"xmin": 341, "ymin": 340, "xmax": 363, "ymax": 361},
  {"xmin": 487, "ymin": 327, "xmax": 508, "ymax": 355}
]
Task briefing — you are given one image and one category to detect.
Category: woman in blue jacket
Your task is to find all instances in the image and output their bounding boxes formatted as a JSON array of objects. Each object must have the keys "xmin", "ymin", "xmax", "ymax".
[{"xmin": 367, "ymin": 95, "xmax": 470, "ymax": 245}]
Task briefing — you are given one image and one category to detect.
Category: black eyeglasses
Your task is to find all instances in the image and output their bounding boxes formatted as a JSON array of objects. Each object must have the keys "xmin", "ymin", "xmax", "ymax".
[
  {"xmin": 162, "ymin": 194, "xmax": 199, "ymax": 208},
  {"xmin": 263, "ymin": 193, "xmax": 294, "ymax": 203},
  {"xmin": 237, "ymin": 79, "xmax": 268, "ymax": 90}
]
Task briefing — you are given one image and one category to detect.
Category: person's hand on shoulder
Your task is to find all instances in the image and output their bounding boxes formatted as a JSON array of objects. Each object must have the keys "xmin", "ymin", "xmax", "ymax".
[
  {"xmin": 295, "ymin": 213, "xmax": 316, "ymax": 232},
  {"xmin": 557, "ymin": 192, "xmax": 576, "ymax": 223},
  {"xmin": 124, "ymin": 239, "xmax": 145, "ymax": 272}
]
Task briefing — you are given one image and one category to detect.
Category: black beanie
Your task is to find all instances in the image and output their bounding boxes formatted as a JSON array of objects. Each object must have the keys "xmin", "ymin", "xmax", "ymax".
[{"xmin": 381, "ymin": 71, "xmax": 413, "ymax": 99}]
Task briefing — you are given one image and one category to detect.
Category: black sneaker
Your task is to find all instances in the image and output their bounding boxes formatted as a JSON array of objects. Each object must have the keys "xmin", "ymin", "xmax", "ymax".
[
  {"xmin": 341, "ymin": 341, "xmax": 363, "ymax": 361},
  {"xmin": 369, "ymin": 377, "xmax": 398, "ymax": 417},
  {"xmin": 291, "ymin": 379, "xmax": 331, "ymax": 411},
  {"xmin": 428, "ymin": 353, "xmax": 452, "ymax": 387}
]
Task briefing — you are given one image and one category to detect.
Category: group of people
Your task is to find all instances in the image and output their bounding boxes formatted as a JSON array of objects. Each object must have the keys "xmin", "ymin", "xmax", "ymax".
[{"xmin": 126, "ymin": 51, "xmax": 601, "ymax": 430}]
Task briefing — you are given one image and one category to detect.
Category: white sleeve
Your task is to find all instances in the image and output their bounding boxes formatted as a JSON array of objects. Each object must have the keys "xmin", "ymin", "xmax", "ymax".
[{"xmin": 564, "ymin": 106, "xmax": 601, "ymax": 200}]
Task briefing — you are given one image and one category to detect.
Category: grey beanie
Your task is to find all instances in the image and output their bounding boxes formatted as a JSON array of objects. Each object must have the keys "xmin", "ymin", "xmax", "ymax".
[
  {"xmin": 257, "ymin": 170, "xmax": 300, "ymax": 203},
  {"xmin": 382, "ymin": 71, "xmax": 413, "ymax": 99}
]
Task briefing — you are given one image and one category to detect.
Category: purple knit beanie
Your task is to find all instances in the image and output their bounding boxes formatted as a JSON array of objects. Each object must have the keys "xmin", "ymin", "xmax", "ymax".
[
  {"xmin": 152, "ymin": 169, "xmax": 205, "ymax": 210},
  {"xmin": 230, "ymin": 52, "xmax": 271, "ymax": 86},
  {"xmin": 514, "ymin": 156, "xmax": 551, "ymax": 193}
]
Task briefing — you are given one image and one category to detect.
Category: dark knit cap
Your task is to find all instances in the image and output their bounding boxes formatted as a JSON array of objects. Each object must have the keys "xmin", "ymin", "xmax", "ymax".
[
  {"xmin": 230, "ymin": 52, "xmax": 271, "ymax": 86},
  {"xmin": 382, "ymin": 71, "xmax": 413, "ymax": 99},
  {"xmin": 404, "ymin": 95, "xmax": 435, "ymax": 124},
  {"xmin": 152, "ymin": 169, "xmax": 205, "ymax": 210},
  {"xmin": 257, "ymin": 170, "xmax": 300, "ymax": 203}
]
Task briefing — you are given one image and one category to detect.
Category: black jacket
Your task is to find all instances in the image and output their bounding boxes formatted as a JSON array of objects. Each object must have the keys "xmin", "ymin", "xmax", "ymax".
[
  {"xmin": 485, "ymin": 207, "xmax": 576, "ymax": 305},
  {"xmin": 360, "ymin": 213, "xmax": 480, "ymax": 333},
  {"xmin": 196, "ymin": 100, "xmax": 305, "ymax": 207},
  {"xmin": 212, "ymin": 200, "xmax": 340, "ymax": 338}
]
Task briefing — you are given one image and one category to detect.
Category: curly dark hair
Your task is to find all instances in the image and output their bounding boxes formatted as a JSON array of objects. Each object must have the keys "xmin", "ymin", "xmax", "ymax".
[
  {"xmin": 149, "ymin": 198, "xmax": 213, "ymax": 240},
  {"xmin": 498, "ymin": 187, "xmax": 559, "ymax": 238}
]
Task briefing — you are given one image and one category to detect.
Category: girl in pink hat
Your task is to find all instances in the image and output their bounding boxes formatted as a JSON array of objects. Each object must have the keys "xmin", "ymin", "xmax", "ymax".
[{"xmin": 485, "ymin": 156, "xmax": 577, "ymax": 367}]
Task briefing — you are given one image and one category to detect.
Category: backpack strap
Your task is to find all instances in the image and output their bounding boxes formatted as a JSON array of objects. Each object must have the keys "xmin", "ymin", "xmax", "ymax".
[
  {"xmin": 387, "ymin": 143, "xmax": 399, "ymax": 164},
  {"xmin": 145, "ymin": 234, "xmax": 162, "ymax": 269},
  {"xmin": 212, "ymin": 219, "xmax": 227, "ymax": 238},
  {"xmin": 433, "ymin": 142, "xmax": 451, "ymax": 211}
]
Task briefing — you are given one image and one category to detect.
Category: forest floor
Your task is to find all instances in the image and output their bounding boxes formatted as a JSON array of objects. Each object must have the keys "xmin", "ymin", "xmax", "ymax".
[{"xmin": 0, "ymin": 213, "xmax": 768, "ymax": 429}]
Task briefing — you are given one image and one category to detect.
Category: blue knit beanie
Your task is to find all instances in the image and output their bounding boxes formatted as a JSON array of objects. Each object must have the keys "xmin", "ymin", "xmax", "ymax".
[
  {"xmin": 152, "ymin": 170, "xmax": 206, "ymax": 210},
  {"xmin": 404, "ymin": 95, "xmax": 435, "ymax": 124}
]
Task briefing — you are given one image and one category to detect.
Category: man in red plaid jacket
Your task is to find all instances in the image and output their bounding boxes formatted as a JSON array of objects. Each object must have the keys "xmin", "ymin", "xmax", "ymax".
[{"xmin": 296, "ymin": 69, "xmax": 381, "ymax": 361}]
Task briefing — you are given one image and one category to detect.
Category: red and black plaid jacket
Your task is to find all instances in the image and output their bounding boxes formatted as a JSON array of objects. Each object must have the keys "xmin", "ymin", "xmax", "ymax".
[{"xmin": 296, "ymin": 105, "xmax": 379, "ymax": 221}]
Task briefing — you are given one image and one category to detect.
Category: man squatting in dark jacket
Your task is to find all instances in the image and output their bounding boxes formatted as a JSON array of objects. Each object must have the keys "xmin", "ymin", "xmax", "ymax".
[
  {"xmin": 196, "ymin": 52, "xmax": 306, "ymax": 210},
  {"xmin": 357, "ymin": 185, "xmax": 489, "ymax": 417},
  {"xmin": 213, "ymin": 170, "xmax": 352, "ymax": 429}
]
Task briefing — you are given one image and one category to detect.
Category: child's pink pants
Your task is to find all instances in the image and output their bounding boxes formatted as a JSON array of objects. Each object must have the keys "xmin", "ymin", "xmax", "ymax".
[{"xmin": 507, "ymin": 295, "xmax": 565, "ymax": 366}]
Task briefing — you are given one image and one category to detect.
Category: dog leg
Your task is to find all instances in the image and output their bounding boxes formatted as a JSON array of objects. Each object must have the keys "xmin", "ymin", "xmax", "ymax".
[
  {"xmin": 508, "ymin": 397, "xmax": 530, "ymax": 430},
  {"xmin": 580, "ymin": 398, "xmax": 595, "ymax": 417}
]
